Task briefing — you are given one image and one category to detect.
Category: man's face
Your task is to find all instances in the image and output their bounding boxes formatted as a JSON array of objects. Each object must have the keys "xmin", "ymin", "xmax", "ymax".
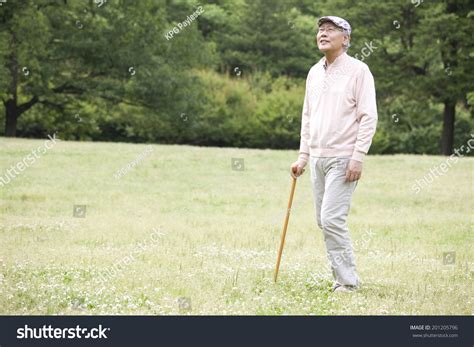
[{"xmin": 316, "ymin": 21, "xmax": 348, "ymax": 53}]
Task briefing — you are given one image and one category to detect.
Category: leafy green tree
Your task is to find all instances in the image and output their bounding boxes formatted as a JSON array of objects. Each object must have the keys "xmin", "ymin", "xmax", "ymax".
[
  {"xmin": 205, "ymin": 0, "xmax": 317, "ymax": 78},
  {"xmin": 0, "ymin": 0, "xmax": 213, "ymax": 138}
]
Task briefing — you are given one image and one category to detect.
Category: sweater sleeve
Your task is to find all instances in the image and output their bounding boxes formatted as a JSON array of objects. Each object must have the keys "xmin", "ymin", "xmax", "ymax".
[
  {"xmin": 351, "ymin": 65, "xmax": 378, "ymax": 163},
  {"xmin": 297, "ymin": 72, "xmax": 311, "ymax": 167}
]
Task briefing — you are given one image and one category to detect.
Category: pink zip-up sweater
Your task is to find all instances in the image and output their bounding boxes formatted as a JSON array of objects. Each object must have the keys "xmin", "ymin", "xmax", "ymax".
[{"xmin": 297, "ymin": 52, "xmax": 377, "ymax": 166}]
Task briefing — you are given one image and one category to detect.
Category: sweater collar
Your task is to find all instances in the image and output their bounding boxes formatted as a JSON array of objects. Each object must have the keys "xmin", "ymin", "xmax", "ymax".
[{"xmin": 322, "ymin": 52, "xmax": 348, "ymax": 70}]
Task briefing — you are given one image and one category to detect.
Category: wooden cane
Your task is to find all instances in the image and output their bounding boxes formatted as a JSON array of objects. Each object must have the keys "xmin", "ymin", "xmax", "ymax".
[{"xmin": 274, "ymin": 176, "xmax": 298, "ymax": 282}]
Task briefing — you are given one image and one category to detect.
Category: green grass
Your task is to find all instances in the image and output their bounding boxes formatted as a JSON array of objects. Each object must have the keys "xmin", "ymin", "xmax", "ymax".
[{"xmin": 0, "ymin": 137, "xmax": 472, "ymax": 315}]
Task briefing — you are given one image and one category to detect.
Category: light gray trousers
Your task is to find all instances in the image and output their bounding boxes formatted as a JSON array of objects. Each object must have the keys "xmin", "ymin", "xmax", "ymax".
[{"xmin": 309, "ymin": 156, "xmax": 360, "ymax": 289}]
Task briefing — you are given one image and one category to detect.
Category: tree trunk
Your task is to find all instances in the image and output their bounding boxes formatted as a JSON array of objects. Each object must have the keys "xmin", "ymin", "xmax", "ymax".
[
  {"xmin": 441, "ymin": 99, "xmax": 455, "ymax": 155},
  {"xmin": 439, "ymin": 1, "xmax": 458, "ymax": 156},
  {"xmin": 4, "ymin": 100, "xmax": 19, "ymax": 137}
]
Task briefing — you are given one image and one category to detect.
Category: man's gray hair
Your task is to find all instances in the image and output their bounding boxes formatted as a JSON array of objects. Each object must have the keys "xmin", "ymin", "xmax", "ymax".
[{"xmin": 342, "ymin": 29, "xmax": 351, "ymax": 51}]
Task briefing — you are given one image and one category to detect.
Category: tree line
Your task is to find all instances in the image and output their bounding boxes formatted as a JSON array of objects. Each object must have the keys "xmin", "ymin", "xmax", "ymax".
[{"xmin": 0, "ymin": 0, "xmax": 472, "ymax": 155}]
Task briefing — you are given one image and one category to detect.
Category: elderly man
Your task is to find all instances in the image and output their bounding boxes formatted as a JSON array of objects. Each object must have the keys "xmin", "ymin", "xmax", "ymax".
[{"xmin": 290, "ymin": 16, "xmax": 378, "ymax": 293}]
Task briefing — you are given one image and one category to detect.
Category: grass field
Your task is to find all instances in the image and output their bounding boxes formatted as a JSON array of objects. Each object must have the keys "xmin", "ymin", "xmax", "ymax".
[{"xmin": 0, "ymin": 137, "xmax": 472, "ymax": 315}]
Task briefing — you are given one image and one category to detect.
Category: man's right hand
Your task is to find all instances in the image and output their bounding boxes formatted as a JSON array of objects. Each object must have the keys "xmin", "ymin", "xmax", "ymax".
[{"xmin": 290, "ymin": 162, "xmax": 305, "ymax": 179}]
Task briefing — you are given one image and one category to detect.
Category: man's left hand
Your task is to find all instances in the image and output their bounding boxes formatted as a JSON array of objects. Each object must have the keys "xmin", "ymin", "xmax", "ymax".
[{"xmin": 345, "ymin": 160, "xmax": 363, "ymax": 182}]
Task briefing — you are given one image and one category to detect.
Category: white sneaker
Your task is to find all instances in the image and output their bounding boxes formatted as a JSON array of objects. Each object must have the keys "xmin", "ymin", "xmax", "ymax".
[{"xmin": 333, "ymin": 285, "xmax": 357, "ymax": 293}]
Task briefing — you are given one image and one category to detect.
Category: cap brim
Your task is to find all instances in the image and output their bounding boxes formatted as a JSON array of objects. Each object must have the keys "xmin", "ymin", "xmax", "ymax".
[{"xmin": 318, "ymin": 17, "xmax": 338, "ymax": 26}]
